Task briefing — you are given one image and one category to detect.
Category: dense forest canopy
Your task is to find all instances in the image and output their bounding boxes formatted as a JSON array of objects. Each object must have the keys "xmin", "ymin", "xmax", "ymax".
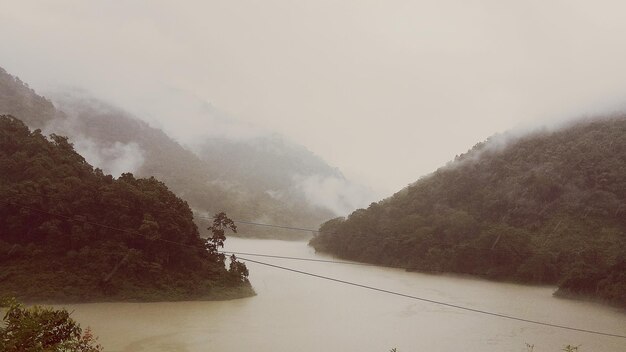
[
  {"xmin": 193, "ymin": 135, "xmax": 343, "ymax": 195},
  {"xmin": 311, "ymin": 116, "xmax": 626, "ymax": 306},
  {"xmin": 0, "ymin": 68, "xmax": 60, "ymax": 129},
  {"xmin": 0, "ymin": 67, "xmax": 339, "ymax": 239},
  {"xmin": 0, "ymin": 115, "xmax": 252, "ymax": 302}
]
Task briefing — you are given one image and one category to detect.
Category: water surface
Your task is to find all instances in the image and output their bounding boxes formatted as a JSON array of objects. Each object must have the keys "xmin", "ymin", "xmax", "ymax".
[{"xmin": 63, "ymin": 238, "xmax": 626, "ymax": 352}]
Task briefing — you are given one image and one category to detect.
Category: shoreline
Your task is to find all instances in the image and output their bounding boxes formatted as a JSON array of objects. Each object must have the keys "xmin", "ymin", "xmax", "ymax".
[
  {"xmin": 3, "ymin": 284, "xmax": 257, "ymax": 306},
  {"xmin": 310, "ymin": 245, "xmax": 626, "ymax": 310}
]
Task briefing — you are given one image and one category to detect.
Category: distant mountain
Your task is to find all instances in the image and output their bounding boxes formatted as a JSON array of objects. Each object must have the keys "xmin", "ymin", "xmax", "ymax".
[
  {"xmin": 311, "ymin": 116, "xmax": 626, "ymax": 306},
  {"xmin": 0, "ymin": 67, "xmax": 61, "ymax": 128},
  {"xmin": 0, "ymin": 67, "xmax": 351, "ymax": 239},
  {"xmin": 0, "ymin": 116, "xmax": 253, "ymax": 302},
  {"xmin": 190, "ymin": 135, "xmax": 369, "ymax": 216},
  {"xmin": 192, "ymin": 135, "xmax": 342, "ymax": 194}
]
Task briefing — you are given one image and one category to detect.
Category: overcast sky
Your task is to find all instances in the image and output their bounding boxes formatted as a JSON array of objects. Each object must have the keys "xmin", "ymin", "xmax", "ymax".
[{"xmin": 2, "ymin": 1, "xmax": 626, "ymax": 198}]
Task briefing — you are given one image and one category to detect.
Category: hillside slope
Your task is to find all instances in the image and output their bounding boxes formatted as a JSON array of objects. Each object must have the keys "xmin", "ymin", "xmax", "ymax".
[
  {"xmin": 0, "ymin": 115, "xmax": 253, "ymax": 302},
  {"xmin": 0, "ymin": 67, "xmax": 60, "ymax": 128},
  {"xmin": 193, "ymin": 135, "xmax": 342, "ymax": 196},
  {"xmin": 0, "ymin": 67, "xmax": 337, "ymax": 239},
  {"xmin": 311, "ymin": 116, "xmax": 626, "ymax": 306},
  {"xmin": 49, "ymin": 95, "xmax": 337, "ymax": 238}
]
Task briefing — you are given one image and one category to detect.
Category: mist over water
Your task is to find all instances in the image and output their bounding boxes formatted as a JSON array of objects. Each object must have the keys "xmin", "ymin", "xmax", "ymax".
[
  {"xmin": 62, "ymin": 238, "xmax": 626, "ymax": 352},
  {"xmin": 6, "ymin": 1, "xmax": 626, "ymax": 195},
  {"xmin": 2, "ymin": 3, "xmax": 626, "ymax": 350},
  {"xmin": 296, "ymin": 174, "xmax": 375, "ymax": 216}
]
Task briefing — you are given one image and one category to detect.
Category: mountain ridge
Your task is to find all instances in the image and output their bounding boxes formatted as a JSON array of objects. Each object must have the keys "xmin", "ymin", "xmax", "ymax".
[
  {"xmin": 0, "ymin": 67, "xmax": 348, "ymax": 239},
  {"xmin": 0, "ymin": 115, "xmax": 253, "ymax": 302},
  {"xmin": 311, "ymin": 116, "xmax": 626, "ymax": 306}
]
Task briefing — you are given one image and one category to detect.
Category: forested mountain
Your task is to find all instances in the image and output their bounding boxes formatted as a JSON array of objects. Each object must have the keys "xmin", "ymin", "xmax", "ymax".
[
  {"xmin": 311, "ymin": 117, "xmax": 626, "ymax": 306},
  {"xmin": 0, "ymin": 116, "xmax": 253, "ymax": 302},
  {"xmin": 0, "ymin": 68, "xmax": 61, "ymax": 128},
  {"xmin": 193, "ymin": 135, "xmax": 342, "ymax": 196},
  {"xmin": 0, "ymin": 67, "xmax": 342, "ymax": 239},
  {"xmin": 191, "ymin": 135, "xmax": 365, "ymax": 216}
]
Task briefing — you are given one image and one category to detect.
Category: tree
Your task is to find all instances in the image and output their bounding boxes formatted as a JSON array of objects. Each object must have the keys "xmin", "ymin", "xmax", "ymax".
[
  {"xmin": 0, "ymin": 117, "xmax": 253, "ymax": 302},
  {"xmin": 310, "ymin": 116, "xmax": 626, "ymax": 306},
  {"xmin": 205, "ymin": 212, "xmax": 237, "ymax": 263},
  {"xmin": 0, "ymin": 298, "xmax": 103, "ymax": 352},
  {"xmin": 204, "ymin": 213, "xmax": 249, "ymax": 283},
  {"xmin": 228, "ymin": 254, "xmax": 250, "ymax": 283}
]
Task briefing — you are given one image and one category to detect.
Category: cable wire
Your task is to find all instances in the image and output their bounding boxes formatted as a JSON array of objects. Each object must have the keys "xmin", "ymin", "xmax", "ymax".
[
  {"xmin": 236, "ymin": 256, "xmax": 626, "ymax": 339},
  {"xmin": 230, "ymin": 220, "xmax": 319, "ymax": 233},
  {"xmin": 2, "ymin": 199, "xmax": 625, "ymax": 339},
  {"xmin": 219, "ymin": 251, "xmax": 373, "ymax": 266},
  {"xmin": 5, "ymin": 191, "xmax": 321, "ymax": 233}
]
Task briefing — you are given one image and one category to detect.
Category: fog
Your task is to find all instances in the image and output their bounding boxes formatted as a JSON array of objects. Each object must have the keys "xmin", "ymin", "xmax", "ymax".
[
  {"xmin": 41, "ymin": 91, "xmax": 147, "ymax": 177},
  {"xmin": 122, "ymin": 85, "xmax": 273, "ymax": 143},
  {"xmin": 295, "ymin": 174, "xmax": 375, "ymax": 215},
  {"xmin": 73, "ymin": 140, "xmax": 145, "ymax": 178},
  {"xmin": 2, "ymin": 0, "xmax": 626, "ymax": 197}
]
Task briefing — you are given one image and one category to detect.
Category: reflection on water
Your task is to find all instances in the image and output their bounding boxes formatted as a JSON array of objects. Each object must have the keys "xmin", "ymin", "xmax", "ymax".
[{"xmin": 61, "ymin": 238, "xmax": 626, "ymax": 352}]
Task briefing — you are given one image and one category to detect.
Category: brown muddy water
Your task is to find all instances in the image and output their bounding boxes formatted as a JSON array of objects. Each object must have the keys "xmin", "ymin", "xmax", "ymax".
[{"xmin": 60, "ymin": 238, "xmax": 626, "ymax": 352}]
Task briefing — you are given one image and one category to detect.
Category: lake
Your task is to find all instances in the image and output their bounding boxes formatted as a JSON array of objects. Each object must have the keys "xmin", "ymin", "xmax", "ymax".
[{"xmin": 61, "ymin": 237, "xmax": 626, "ymax": 352}]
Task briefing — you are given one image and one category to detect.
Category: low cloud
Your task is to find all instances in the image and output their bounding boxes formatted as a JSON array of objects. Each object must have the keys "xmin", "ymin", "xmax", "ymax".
[
  {"xmin": 73, "ymin": 139, "xmax": 144, "ymax": 178},
  {"xmin": 295, "ymin": 174, "xmax": 376, "ymax": 216},
  {"xmin": 106, "ymin": 86, "xmax": 271, "ymax": 144},
  {"xmin": 37, "ymin": 90, "xmax": 146, "ymax": 178},
  {"xmin": 447, "ymin": 113, "xmax": 619, "ymax": 169}
]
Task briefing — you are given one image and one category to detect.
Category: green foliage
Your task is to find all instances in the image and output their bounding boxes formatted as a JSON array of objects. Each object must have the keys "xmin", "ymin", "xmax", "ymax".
[
  {"xmin": 204, "ymin": 212, "xmax": 250, "ymax": 284},
  {"xmin": 0, "ymin": 66, "xmax": 335, "ymax": 240},
  {"xmin": 228, "ymin": 254, "xmax": 250, "ymax": 284},
  {"xmin": 311, "ymin": 116, "xmax": 626, "ymax": 306},
  {"xmin": 0, "ymin": 298, "xmax": 102, "ymax": 351},
  {"xmin": 206, "ymin": 212, "xmax": 238, "ymax": 262},
  {"xmin": 0, "ymin": 68, "xmax": 59, "ymax": 129},
  {"xmin": 0, "ymin": 116, "xmax": 253, "ymax": 302}
]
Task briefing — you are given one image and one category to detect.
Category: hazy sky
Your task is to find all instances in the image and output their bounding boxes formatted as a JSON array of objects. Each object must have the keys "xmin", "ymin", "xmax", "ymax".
[{"xmin": 2, "ymin": 1, "xmax": 626, "ymax": 197}]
